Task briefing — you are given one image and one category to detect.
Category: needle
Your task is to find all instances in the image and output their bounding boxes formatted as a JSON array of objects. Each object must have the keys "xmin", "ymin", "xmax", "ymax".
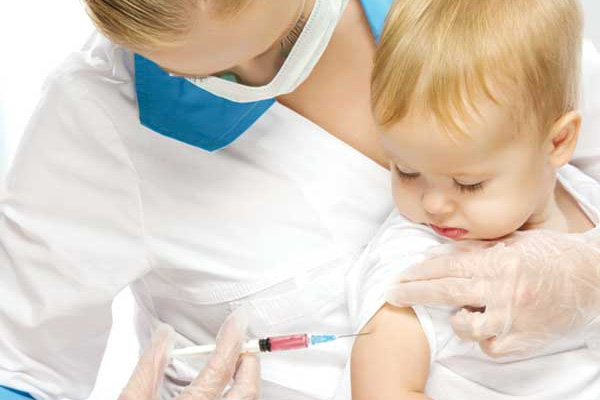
[{"xmin": 336, "ymin": 332, "xmax": 371, "ymax": 339}]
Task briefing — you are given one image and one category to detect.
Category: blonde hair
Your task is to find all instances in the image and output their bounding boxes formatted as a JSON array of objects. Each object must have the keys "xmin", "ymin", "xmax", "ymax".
[
  {"xmin": 372, "ymin": 0, "xmax": 583, "ymax": 138},
  {"xmin": 84, "ymin": 0, "xmax": 251, "ymax": 51}
]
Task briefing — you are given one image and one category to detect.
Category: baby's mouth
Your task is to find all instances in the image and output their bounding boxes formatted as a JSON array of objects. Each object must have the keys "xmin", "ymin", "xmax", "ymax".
[{"xmin": 430, "ymin": 224, "xmax": 469, "ymax": 239}]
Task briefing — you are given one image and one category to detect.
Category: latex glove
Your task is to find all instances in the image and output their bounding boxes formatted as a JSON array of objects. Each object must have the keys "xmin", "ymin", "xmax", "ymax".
[
  {"xmin": 386, "ymin": 228, "xmax": 600, "ymax": 358},
  {"xmin": 119, "ymin": 309, "xmax": 260, "ymax": 400}
]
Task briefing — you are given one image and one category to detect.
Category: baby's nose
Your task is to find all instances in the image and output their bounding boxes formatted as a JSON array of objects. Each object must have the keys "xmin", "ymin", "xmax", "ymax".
[{"xmin": 421, "ymin": 189, "xmax": 455, "ymax": 216}]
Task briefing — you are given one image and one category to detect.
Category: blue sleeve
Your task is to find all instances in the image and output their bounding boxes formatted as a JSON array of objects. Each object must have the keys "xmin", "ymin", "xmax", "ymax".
[{"xmin": 0, "ymin": 387, "xmax": 35, "ymax": 400}]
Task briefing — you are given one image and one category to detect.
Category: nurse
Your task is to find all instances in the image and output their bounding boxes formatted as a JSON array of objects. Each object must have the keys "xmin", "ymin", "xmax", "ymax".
[{"xmin": 1, "ymin": 0, "xmax": 600, "ymax": 399}]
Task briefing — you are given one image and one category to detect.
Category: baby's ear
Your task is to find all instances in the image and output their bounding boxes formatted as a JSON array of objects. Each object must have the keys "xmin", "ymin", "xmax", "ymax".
[{"xmin": 547, "ymin": 111, "xmax": 581, "ymax": 168}]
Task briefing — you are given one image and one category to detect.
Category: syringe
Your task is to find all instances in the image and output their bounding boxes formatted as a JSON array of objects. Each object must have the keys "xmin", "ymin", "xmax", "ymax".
[{"xmin": 172, "ymin": 332, "xmax": 369, "ymax": 357}]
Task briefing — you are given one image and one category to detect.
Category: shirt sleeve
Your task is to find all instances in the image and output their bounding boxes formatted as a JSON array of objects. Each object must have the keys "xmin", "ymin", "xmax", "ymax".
[
  {"xmin": 0, "ymin": 70, "xmax": 150, "ymax": 400},
  {"xmin": 345, "ymin": 209, "xmax": 442, "ymax": 339},
  {"xmin": 571, "ymin": 40, "xmax": 600, "ymax": 180}
]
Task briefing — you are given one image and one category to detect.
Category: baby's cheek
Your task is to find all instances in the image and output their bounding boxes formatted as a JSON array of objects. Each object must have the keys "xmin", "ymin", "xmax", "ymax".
[
  {"xmin": 464, "ymin": 195, "xmax": 529, "ymax": 238},
  {"xmin": 393, "ymin": 187, "xmax": 423, "ymax": 222}
]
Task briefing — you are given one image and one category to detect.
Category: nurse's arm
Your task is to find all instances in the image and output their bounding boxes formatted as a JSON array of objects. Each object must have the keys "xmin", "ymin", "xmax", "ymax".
[
  {"xmin": 351, "ymin": 303, "xmax": 432, "ymax": 400},
  {"xmin": 0, "ymin": 65, "xmax": 149, "ymax": 399}
]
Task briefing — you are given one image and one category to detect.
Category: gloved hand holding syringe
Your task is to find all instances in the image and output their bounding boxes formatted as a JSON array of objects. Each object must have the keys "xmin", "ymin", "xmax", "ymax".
[{"xmin": 173, "ymin": 332, "xmax": 370, "ymax": 357}]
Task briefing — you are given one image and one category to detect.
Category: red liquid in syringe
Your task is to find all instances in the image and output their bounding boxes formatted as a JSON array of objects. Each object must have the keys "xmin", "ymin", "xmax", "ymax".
[{"xmin": 268, "ymin": 334, "xmax": 309, "ymax": 351}]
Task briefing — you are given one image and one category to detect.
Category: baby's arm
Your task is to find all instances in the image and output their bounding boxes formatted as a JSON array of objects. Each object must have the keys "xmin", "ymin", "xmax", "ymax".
[
  {"xmin": 351, "ymin": 303, "xmax": 433, "ymax": 400},
  {"xmin": 346, "ymin": 210, "xmax": 442, "ymax": 399}
]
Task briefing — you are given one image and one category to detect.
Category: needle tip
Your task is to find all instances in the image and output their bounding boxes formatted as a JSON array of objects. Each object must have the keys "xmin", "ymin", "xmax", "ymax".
[{"xmin": 337, "ymin": 331, "xmax": 372, "ymax": 339}]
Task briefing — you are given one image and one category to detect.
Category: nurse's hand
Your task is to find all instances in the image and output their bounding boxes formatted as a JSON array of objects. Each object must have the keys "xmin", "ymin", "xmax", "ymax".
[
  {"xmin": 119, "ymin": 311, "xmax": 260, "ymax": 400},
  {"xmin": 385, "ymin": 229, "xmax": 600, "ymax": 358}
]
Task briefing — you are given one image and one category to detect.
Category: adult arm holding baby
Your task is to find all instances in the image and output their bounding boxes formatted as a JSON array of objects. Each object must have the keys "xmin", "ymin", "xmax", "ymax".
[{"xmin": 387, "ymin": 230, "xmax": 600, "ymax": 357}]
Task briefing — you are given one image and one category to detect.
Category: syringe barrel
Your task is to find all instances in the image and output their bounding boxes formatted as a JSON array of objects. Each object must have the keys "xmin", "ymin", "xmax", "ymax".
[{"xmin": 267, "ymin": 334, "xmax": 309, "ymax": 351}]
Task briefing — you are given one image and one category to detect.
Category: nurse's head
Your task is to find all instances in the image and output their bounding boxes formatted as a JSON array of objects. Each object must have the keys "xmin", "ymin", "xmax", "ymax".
[
  {"xmin": 84, "ymin": 0, "xmax": 314, "ymax": 86},
  {"xmin": 371, "ymin": 0, "xmax": 583, "ymax": 241}
]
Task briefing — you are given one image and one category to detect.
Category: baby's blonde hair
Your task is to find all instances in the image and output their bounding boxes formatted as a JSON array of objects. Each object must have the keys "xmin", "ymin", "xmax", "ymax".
[
  {"xmin": 84, "ymin": 0, "xmax": 251, "ymax": 51},
  {"xmin": 372, "ymin": 0, "xmax": 583, "ymax": 139}
]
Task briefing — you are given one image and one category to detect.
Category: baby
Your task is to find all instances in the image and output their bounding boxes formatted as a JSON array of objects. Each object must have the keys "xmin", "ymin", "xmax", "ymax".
[{"xmin": 348, "ymin": 0, "xmax": 600, "ymax": 399}]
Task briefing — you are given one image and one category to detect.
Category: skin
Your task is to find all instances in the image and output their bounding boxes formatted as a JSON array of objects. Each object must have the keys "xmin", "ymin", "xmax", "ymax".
[
  {"xmin": 352, "ymin": 305, "xmax": 432, "ymax": 400},
  {"xmin": 382, "ymin": 100, "xmax": 592, "ymax": 240},
  {"xmin": 352, "ymin": 100, "xmax": 592, "ymax": 400},
  {"xmin": 146, "ymin": 0, "xmax": 312, "ymax": 84},
  {"xmin": 140, "ymin": 0, "xmax": 387, "ymax": 167}
]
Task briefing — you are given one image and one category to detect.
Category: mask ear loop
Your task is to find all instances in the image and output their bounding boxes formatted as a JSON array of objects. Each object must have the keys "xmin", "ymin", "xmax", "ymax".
[
  {"xmin": 280, "ymin": 14, "xmax": 309, "ymax": 58},
  {"xmin": 271, "ymin": 0, "xmax": 323, "ymax": 83}
]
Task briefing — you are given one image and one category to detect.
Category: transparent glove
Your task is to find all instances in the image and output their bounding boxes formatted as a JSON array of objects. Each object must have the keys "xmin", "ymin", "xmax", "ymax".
[
  {"xmin": 386, "ymin": 228, "xmax": 600, "ymax": 358},
  {"xmin": 119, "ymin": 309, "xmax": 260, "ymax": 400}
]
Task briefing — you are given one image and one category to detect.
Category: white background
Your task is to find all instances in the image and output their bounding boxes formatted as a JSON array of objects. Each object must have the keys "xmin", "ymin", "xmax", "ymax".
[{"xmin": 0, "ymin": 2, "xmax": 599, "ymax": 400}]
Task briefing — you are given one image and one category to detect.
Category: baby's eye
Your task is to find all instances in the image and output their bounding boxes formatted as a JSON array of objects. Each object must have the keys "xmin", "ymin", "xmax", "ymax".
[
  {"xmin": 395, "ymin": 165, "xmax": 420, "ymax": 180},
  {"xmin": 453, "ymin": 179, "xmax": 484, "ymax": 193}
]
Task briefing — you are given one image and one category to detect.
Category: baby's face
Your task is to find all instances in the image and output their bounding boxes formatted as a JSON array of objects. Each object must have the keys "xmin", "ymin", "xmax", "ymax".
[{"xmin": 382, "ymin": 100, "xmax": 555, "ymax": 240}]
